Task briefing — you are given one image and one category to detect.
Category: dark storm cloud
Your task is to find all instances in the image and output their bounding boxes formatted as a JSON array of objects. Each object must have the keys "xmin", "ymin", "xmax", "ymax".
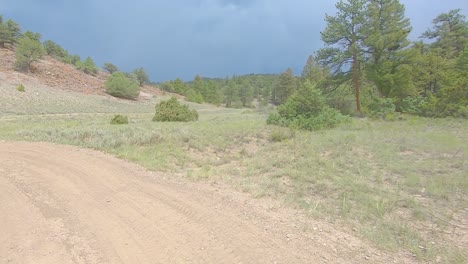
[{"xmin": 1, "ymin": 0, "xmax": 467, "ymax": 81}]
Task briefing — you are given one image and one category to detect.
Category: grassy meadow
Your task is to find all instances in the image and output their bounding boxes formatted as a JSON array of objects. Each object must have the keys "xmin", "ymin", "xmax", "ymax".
[{"xmin": 0, "ymin": 89, "xmax": 466, "ymax": 263}]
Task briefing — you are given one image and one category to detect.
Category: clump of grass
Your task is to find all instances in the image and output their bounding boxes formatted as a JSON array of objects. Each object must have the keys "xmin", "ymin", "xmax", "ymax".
[
  {"xmin": 17, "ymin": 84, "xmax": 25, "ymax": 92},
  {"xmin": 110, "ymin": 114, "xmax": 129, "ymax": 125},
  {"xmin": 269, "ymin": 128, "xmax": 295, "ymax": 142}
]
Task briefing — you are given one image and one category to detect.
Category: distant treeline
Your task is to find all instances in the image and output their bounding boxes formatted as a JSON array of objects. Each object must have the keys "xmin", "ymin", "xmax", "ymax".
[{"xmin": 2, "ymin": 2, "xmax": 467, "ymax": 118}]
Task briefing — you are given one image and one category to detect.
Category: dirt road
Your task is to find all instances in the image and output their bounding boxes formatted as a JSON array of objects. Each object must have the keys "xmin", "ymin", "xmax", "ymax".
[{"xmin": 0, "ymin": 142, "xmax": 409, "ymax": 264}]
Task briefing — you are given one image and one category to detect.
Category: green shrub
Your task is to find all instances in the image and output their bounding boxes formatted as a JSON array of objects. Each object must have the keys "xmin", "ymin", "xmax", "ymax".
[
  {"xmin": 69, "ymin": 55, "xmax": 81, "ymax": 65},
  {"xmin": 105, "ymin": 72, "xmax": 141, "ymax": 99},
  {"xmin": 16, "ymin": 84, "xmax": 25, "ymax": 92},
  {"xmin": 398, "ymin": 96, "xmax": 427, "ymax": 115},
  {"xmin": 110, "ymin": 114, "xmax": 129, "ymax": 124},
  {"xmin": 364, "ymin": 97, "xmax": 396, "ymax": 119},
  {"xmin": 267, "ymin": 80, "xmax": 349, "ymax": 131},
  {"xmin": 79, "ymin": 57, "xmax": 98, "ymax": 75},
  {"xmin": 153, "ymin": 97, "xmax": 198, "ymax": 122},
  {"xmin": 43, "ymin": 40, "xmax": 69, "ymax": 60},
  {"xmin": 420, "ymin": 79, "xmax": 468, "ymax": 118}
]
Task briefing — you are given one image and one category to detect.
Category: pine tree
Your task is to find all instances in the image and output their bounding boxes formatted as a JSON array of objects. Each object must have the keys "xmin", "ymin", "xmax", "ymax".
[
  {"xmin": 0, "ymin": 17, "xmax": 21, "ymax": 48},
  {"xmin": 273, "ymin": 68, "xmax": 296, "ymax": 105},
  {"xmin": 15, "ymin": 34, "xmax": 45, "ymax": 72},
  {"xmin": 422, "ymin": 9, "xmax": 468, "ymax": 59},
  {"xmin": 364, "ymin": 0, "xmax": 415, "ymax": 98},
  {"xmin": 239, "ymin": 83, "xmax": 254, "ymax": 107},
  {"xmin": 133, "ymin": 67, "xmax": 149, "ymax": 86},
  {"xmin": 224, "ymin": 79, "xmax": 240, "ymax": 108},
  {"xmin": 173, "ymin": 78, "xmax": 187, "ymax": 95},
  {"xmin": 317, "ymin": 0, "xmax": 367, "ymax": 112}
]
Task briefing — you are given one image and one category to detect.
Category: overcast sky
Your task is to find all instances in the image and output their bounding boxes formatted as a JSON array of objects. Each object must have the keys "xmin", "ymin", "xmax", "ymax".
[{"xmin": 1, "ymin": 0, "xmax": 467, "ymax": 82}]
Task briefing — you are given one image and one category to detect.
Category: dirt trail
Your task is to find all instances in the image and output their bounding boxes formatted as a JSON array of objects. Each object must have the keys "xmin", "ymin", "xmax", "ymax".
[{"xmin": 0, "ymin": 142, "xmax": 412, "ymax": 264}]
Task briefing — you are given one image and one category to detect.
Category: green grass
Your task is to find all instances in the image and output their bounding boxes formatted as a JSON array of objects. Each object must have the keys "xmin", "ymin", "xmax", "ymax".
[{"xmin": 0, "ymin": 98, "xmax": 466, "ymax": 263}]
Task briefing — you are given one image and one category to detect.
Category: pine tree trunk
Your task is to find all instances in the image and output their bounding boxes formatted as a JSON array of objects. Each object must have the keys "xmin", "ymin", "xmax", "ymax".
[{"xmin": 353, "ymin": 52, "xmax": 361, "ymax": 113}]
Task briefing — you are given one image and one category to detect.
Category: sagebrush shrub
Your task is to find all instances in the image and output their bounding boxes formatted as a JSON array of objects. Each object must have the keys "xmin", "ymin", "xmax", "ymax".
[
  {"xmin": 153, "ymin": 97, "xmax": 198, "ymax": 122},
  {"xmin": 110, "ymin": 114, "xmax": 129, "ymax": 125},
  {"xmin": 105, "ymin": 72, "xmax": 141, "ymax": 99},
  {"xmin": 17, "ymin": 84, "xmax": 25, "ymax": 92}
]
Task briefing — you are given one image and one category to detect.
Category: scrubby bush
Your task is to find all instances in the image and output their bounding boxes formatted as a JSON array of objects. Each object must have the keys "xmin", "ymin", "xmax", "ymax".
[
  {"xmin": 105, "ymin": 72, "xmax": 141, "ymax": 99},
  {"xmin": 153, "ymin": 97, "xmax": 198, "ymax": 122},
  {"xmin": 69, "ymin": 55, "xmax": 81, "ymax": 65},
  {"xmin": 103, "ymin": 63, "xmax": 119, "ymax": 74},
  {"xmin": 43, "ymin": 40, "xmax": 69, "ymax": 60},
  {"xmin": 267, "ymin": 80, "xmax": 349, "ymax": 130},
  {"xmin": 110, "ymin": 114, "xmax": 129, "ymax": 124},
  {"xmin": 398, "ymin": 96, "xmax": 427, "ymax": 115},
  {"xmin": 16, "ymin": 84, "xmax": 25, "ymax": 92},
  {"xmin": 78, "ymin": 56, "xmax": 98, "ymax": 75},
  {"xmin": 363, "ymin": 97, "xmax": 397, "ymax": 119}
]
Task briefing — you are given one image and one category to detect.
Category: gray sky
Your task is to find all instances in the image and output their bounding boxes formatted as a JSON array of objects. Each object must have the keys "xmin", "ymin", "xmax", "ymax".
[{"xmin": 1, "ymin": 0, "xmax": 467, "ymax": 82}]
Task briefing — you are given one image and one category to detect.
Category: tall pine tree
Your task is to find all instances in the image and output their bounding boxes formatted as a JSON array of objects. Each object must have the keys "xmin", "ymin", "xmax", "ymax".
[
  {"xmin": 364, "ymin": 0, "xmax": 415, "ymax": 98},
  {"xmin": 317, "ymin": 0, "xmax": 367, "ymax": 112}
]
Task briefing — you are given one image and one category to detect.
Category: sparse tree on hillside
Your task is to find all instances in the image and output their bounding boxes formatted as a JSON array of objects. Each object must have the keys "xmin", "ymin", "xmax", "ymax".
[
  {"xmin": 103, "ymin": 63, "xmax": 119, "ymax": 74},
  {"xmin": 68, "ymin": 54, "xmax": 81, "ymax": 65},
  {"xmin": 43, "ymin": 40, "xmax": 69, "ymax": 59},
  {"xmin": 160, "ymin": 82, "xmax": 175, "ymax": 92},
  {"xmin": 0, "ymin": 17, "xmax": 21, "ymax": 48},
  {"xmin": 133, "ymin": 67, "xmax": 149, "ymax": 86},
  {"xmin": 317, "ymin": 0, "xmax": 367, "ymax": 112},
  {"xmin": 23, "ymin": 31, "xmax": 41, "ymax": 42},
  {"xmin": 79, "ymin": 57, "xmax": 98, "ymax": 75},
  {"xmin": 15, "ymin": 34, "xmax": 45, "ymax": 72}
]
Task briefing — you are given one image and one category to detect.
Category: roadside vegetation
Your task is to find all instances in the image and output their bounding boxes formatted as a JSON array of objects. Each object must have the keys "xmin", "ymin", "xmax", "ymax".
[{"xmin": 0, "ymin": 111, "xmax": 466, "ymax": 263}]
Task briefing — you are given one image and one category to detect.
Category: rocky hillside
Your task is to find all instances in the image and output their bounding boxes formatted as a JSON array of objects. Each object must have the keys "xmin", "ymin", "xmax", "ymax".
[{"xmin": 0, "ymin": 48, "xmax": 165, "ymax": 98}]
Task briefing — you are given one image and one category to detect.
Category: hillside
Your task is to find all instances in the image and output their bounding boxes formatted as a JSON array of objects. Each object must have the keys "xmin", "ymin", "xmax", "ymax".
[{"xmin": 0, "ymin": 48, "xmax": 166, "ymax": 98}]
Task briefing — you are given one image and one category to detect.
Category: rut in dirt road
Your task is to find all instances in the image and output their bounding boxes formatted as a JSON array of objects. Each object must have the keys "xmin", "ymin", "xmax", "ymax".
[{"xmin": 0, "ymin": 142, "xmax": 409, "ymax": 264}]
